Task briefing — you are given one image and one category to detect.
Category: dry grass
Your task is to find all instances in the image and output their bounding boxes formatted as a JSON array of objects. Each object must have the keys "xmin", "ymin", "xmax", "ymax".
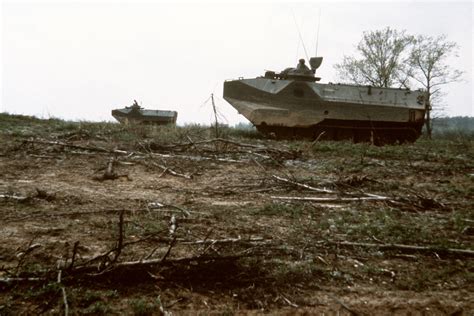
[{"xmin": 0, "ymin": 113, "xmax": 473, "ymax": 315}]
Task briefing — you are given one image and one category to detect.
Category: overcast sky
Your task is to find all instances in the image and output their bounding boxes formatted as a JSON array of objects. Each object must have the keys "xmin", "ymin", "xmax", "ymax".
[{"xmin": 1, "ymin": 0, "xmax": 472, "ymax": 125}]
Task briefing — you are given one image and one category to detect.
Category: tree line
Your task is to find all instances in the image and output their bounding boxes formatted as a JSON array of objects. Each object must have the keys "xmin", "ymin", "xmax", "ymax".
[
  {"xmin": 432, "ymin": 116, "xmax": 474, "ymax": 133},
  {"xmin": 334, "ymin": 27, "xmax": 464, "ymax": 138}
]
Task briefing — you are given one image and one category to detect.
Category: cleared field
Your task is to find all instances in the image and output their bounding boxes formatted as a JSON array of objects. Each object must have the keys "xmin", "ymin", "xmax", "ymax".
[{"xmin": 0, "ymin": 114, "xmax": 473, "ymax": 315}]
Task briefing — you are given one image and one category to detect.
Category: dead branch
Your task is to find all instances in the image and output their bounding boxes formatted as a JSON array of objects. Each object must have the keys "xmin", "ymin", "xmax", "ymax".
[
  {"xmin": 93, "ymin": 157, "xmax": 130, "ymax": 181},
  {"xmin": 105, "ymin": 157, "xmax": 116, "ymax": 179},
  {"xmin": 148, "ymin": 202, "xmax": 194, "ymax": 217},
  {"xmin": 3, "ymin": 236, "xmax": 268, "ymax": 282},
  {"xmin": 148, "ymin": 152, "xmax": 247, "ymax": 163},
  {"xmin": 57, "ymin": 264, "xmax": 69, "ymax": 316},
  {"xmin": 209, "ymin": 138, "xmax": 295, "ymax": 156},
  {"xmin": 169, "ymin": 215, "xmax": 177, "ymax": 236},
  {"xmin": 271, "ymin": 195, "xmax": 390, "ymax": 203},
  {"xmin": 328, "ymin": 293, "xmax": 361, "ymax": 316},
  {"xmin": 251, "ymin": 157, "xmax": 266, "ymax": 171},
  {"xmin": 195, "ymin": 229, "xmax": 216, "ymax": 256},
  {"xmin": 148, "ymin": 137, "xmax": 297, "ymax": 159},
  {"xmin": 181, "ymin": 237, "xmax": 267, "ymax": 245},
  {"xmin": 112, "ymin": 209, "xmax": 126, "ymax": 263},
  {"xmin": 162, "ymin": 138, "xmax": 271, "ymax": 150},
  {"xmin": 362, "ymin": 192, "xmax": 391, "ymax": 200},
  {"xmin": 327, "ymin": 241, "xmax": 474, "ymax": 257},
  {"xmin": 280, "ymin": 294, "xmax": 299, "ymax": 308},
  {"xmin": 0, "ymin": 277, "xmax": 44, "ymax": 283},
  {"xmin": 272, "ymin": 175, "xmax": 335, "ymax": 194},
  {"xmin": 23, "ymin": 139, "xmax": 127, "ymax": 155},
  {"xmin": 272, "ymin": 176, "xmax": 393, "ymax": 202},
  {"xmin": 5, "ymin": 208, "xmax": 133, "ymax": 222},
  {"xmin": 35, "ymin": 188, "xmax": 56, "ymax": 201},
  {"xmin": 143, "ymin": 245, "xmax": 161, "ymax": 261},
  {"xmin": 8, "ymin": 206, "xmax": 196, "ymax": 222},
  {"xmin": 0, "ymin": 194, "xmax": 29, "ymax": 201},
  {"xmin": 312, "ymin": 131, "xmax": 326, "ymax": 145},
  {"xmin": 61, "ymin": 287, "xmax": 69, "ymax": 316},
  {"xmin": 74, "ymin": 235, "xmax": 265, "ymax": 274},
  {"xmin": 211, "ymin": 94, "xmax": 219, "ymax": 139},
  {"xmin": 157, "ymin": 295, "xmax": 171, "ymax": 316},
  {"xmin": 68, "ymin": 241, "xmax": 80, "ymax": 271},
  {"xmin": 77, "ymin": 234, "xmax": 170, "ymax": 268},
  {"xmin": 15, "ymin": 239, "xmax": 41, "ymax": 275},
  {"xmin": 70, "ymin": 253, "xmax": 255, "ymax": 276},
  {"xmin": 249, "ymin": 151, "xmax": 271, "ymax": 160},
  {"xmin": 161, "ymin": 236, "xmax": 177, "ymax": 262},
  {"xmin": 150, "ymin": 161, "xmax": 192, "ymax": 179},
  {"xmin": 106, "ymin": 253, "xmax": 253, "ymax": 268}
]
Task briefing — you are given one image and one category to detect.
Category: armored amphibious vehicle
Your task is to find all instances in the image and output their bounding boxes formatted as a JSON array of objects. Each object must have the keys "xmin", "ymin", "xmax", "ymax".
[
  {"xmin": 112, "ymin": 100, "xmax": 177, "ymax": 125},
  {"xmin": 223, "ymin": 58, "xmax": 426, "ymax": 144}
]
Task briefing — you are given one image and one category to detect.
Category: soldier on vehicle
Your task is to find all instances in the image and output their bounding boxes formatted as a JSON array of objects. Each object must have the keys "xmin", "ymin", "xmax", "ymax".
[{"xmin": 295, "ymin": 59, "xmax": 311, "ymax": 74}]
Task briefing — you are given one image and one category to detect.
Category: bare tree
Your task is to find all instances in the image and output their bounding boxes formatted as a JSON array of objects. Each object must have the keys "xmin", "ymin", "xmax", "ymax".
[
  {"xmin": 335, "ymin": 27, "xmax": 413, "ymax": 88},
  {"xmin": 406, "ymin": 35, "xmax": 463, "ymax": 138}
]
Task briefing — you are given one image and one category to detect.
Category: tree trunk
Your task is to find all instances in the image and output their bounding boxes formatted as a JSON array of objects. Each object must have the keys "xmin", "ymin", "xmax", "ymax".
[
  {"xmin": 424, "ymin": 89, "xmax": 432, "ymax": 139},
  {"xmin": 425, "ymin": 104, "xmax": 432, "ymax": 139}
]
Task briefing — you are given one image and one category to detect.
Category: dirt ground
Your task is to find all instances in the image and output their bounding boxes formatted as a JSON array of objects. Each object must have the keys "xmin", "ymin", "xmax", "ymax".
[{"xmin": 0, "ymin": 116, "xmax": 473, "ymax": 315}]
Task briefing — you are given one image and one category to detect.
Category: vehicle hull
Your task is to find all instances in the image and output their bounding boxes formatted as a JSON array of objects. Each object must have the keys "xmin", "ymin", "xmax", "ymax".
[
  {"xmin": 111, "ymin": 108, "xmax": 177, "ymax": 125},
  {"xmin": 224, "ymin": 78, "xmax": 425, "ymax": 144}
]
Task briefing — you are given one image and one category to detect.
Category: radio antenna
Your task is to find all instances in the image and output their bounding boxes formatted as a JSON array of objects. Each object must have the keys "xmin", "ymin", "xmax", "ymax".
[
  {"xmin": 291, "ymin": 10, "xmax": 309, "ymax": 62},
  {"xmin": 315, "ymin": 9, "xmax": 321, "ymax": 56}
]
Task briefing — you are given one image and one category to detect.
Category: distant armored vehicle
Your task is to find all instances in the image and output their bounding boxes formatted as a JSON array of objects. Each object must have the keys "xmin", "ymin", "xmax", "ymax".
[
  {"xmin": 112, "ymin": 100, "xmax": 178, "ymax": 125},
  {"xmin": 223, "ymin": 58, "xmax": 426, "ymax": 144}
]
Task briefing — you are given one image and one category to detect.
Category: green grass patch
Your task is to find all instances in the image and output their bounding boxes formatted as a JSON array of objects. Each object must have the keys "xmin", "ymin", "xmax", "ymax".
[
  {"xmin": 130, "ymin": 298, "xmax": 159, "ymax": 316},
  {"xmin": 254, "ymin": 203, "xmax": 306, "ymax": 218}
]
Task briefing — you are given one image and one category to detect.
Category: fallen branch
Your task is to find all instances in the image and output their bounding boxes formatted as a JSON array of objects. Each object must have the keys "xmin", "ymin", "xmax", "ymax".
[
  {"xmin": 157, "ymin": 137, "xmax": 288, "ymax": 153},
  {"xmin": 151, "ymin": 161, "xmax": 192, "ymax": 179},
  {"xmin": 57, "ymin": 268, "xmax": 69, "ymax": 316},
  {"xmin": 157, "ymin": 295, "xmax": 171, "ymax": 316},
  {"xmin": 142, "ymin": 137, "xmax": 298, "ymax": 161},
  {"xmin": 272, "ymin": 176, "xmax": 393, "ymax": 202},
  {"xmin": 0, "ymin": 277, "xmax": 44, "ymax": 283},
  {"xmin": 181, "ymin": 237, "xmax": 267, "ymax": 245},
  {"xmin": 161, "ymin": 236, "xmax": 177, "ymax": 262},
  {"xmin": 280, "ymin": 294, "xmax": 298, "ymax": 308},
  {"xmin": 271, "ymin": 195, "xmax": 389, "ymax": 203},
  {"xmin": 61, "ymin": 287, "xmax": 69, "ymax": 316},
  {"xmin": 5, "ymin": 208, "xmax": 132, "ymax": 222},
  {"xmin": 328, "ymin": 241, "xmax": 474, "ymax": 257},
  {"xmin": 68, "ymin": 241, "xmax": 80, "ymax": 271},
  {"xmin": 169, "ymin": 215, "xmax": 177, "ymax": 236},
  {"xmin": 0, "ymin": 194, "xmax": 29, "ymax": 201},
  {"xmin": 71, "ymin": 253, "xmax": 254, "ymax": 276},
  {"xmin": 105, "ymin": 157, "xmax": 115, "ymax": 178},
  {"xmin": 272, "ymin": 175, "xmax": 335, "ymax": 194},
  {"xmin": 148, "ymin": 202, "xmax": 193, "ymax": 217},
  {"xmin": 77, "ymin": 234, "xmax": 170, "ymax": 268},
  {"xmin": 151, "ymin": 152, "xmax": 247, "ymax": 163},
  {"xmin": 79, "ymin": 211, "xmax": 130, "ymax": 269},
  {"xmin": 93, "ymin": 157, "xmax": 121, "ymax": 181},
  {"xmin": 328, "ymin": 293, "xmax": 361, "ymax": 316},
  {"xmin": 15, "ymin": 240, "xmax": 41, "ymax": 275},
  {"xmin": 112, "ymin": 209, "xmax": 125, "ymax": 263},
  {"xmin": 23, "ymin": 139, "xmax": 127, "ymax": 155}
]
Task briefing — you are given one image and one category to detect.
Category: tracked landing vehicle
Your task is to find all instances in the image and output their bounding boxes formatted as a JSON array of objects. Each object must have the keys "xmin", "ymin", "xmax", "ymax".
[
  {"xmin": 112, "ymin": 100, "xmax": 177, "ymax": 125},
  {"xmin": 223, "ymin": 58, "xmax": 426, "ymax": 144}
]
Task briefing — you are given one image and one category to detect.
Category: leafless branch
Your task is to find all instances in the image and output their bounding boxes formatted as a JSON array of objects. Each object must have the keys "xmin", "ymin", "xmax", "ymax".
[
  {"xmin": 327, "ymin": 241, "xmax": 474, "ymax": 257},
  {"xmin": 112, "ymin": 209, "xmax": 125, "ymax": 263},
  {"xmin": 272, "ymin": 175, "xmax": 335, "ymax": 194},
  {"xmin": 271, "ymin": 195, "xmax": 390, "ymax": 203}
]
